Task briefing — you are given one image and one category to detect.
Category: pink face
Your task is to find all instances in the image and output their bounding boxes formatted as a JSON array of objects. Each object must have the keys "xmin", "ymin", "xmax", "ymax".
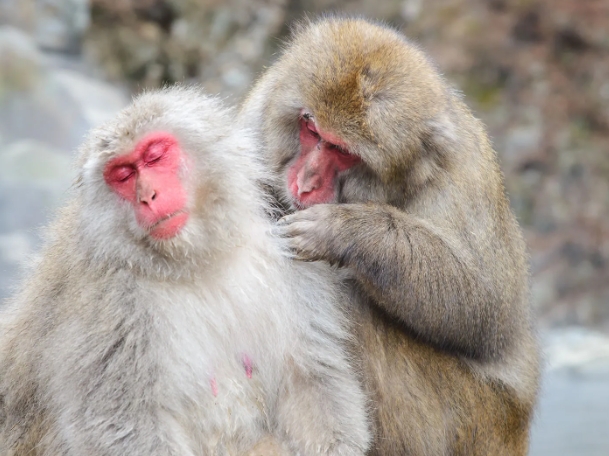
[
  {"xmin": 287, "ymin": 110, "xmax": 361, "ymax": 209},
  {"xmin": 103, "ymin": 132, "xmax": 190, "ymax": 240}
]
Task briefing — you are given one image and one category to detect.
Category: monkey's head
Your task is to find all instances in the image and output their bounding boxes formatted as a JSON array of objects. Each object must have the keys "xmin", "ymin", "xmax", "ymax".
[
  {"xmin": 75, "ymin": 87, "xmax": 264, "ymax": 277},
  {"xmin": 245, "ymin": 17, "xmax": 456, "ymax": 209}
]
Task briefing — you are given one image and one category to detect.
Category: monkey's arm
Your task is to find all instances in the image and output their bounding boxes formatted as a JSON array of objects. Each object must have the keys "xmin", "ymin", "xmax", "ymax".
[{"xmin": 278, "ymin": 203, "xmax": 515, "ymax": 361}]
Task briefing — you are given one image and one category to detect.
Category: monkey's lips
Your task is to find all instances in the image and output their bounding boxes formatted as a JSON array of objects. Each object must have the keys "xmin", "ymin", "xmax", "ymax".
[{"xmin": 148, "ymin": 211, "xmax": 189, "ymax": 240}]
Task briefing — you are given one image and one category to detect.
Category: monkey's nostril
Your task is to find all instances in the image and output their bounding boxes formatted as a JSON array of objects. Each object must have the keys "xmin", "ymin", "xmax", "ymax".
[{"xmin": 151, "ymin": 192, "xmax": 157, "ymax": 201}]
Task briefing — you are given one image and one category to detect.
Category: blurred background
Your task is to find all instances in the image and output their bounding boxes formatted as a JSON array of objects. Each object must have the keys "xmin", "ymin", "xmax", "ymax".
[{"xmin": 0, "ymin": 0, "xmax": 608, "ymax": 454}]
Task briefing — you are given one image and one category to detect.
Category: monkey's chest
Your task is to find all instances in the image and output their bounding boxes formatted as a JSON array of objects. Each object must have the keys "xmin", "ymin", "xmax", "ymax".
[
  {"xmin": 172, "ymin": 347, "xmax": 273, "ymax": 453},
  {"xmin": 192, "ymin": 357, "xmax": 270, "ymax": 452},
  {"xmin": 157, "ymin": 299, "xmax": 280, "ymax": 452}
]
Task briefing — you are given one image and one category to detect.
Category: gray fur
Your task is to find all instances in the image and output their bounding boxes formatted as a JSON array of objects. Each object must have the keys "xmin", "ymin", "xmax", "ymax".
[{"xmin": 0, "ymin": 87, "xmax": 370, "ymax": 456}]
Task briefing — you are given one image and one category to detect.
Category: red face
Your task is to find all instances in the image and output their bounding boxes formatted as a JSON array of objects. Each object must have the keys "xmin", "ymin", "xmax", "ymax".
[
  {"xmin": 103, "ymin": 132, "xmax": 190, "ymax": 240},
  {"xmin": 287, "ymin": 110, "xmax": 361, "ymax": 208}
]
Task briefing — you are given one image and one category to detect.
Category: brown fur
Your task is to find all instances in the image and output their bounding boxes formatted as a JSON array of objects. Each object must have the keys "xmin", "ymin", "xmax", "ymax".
[{"xmin": 240, "ymin": 17, "xmax": 540, "ymax": 455}]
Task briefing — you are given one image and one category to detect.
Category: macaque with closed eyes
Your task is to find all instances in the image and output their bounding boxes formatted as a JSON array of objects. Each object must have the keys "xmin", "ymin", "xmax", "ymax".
[
  {"xmin": 0, "ymin": 87, "xmax": 370, "ymax": 456},
  {"xmin": 240, "ymin": 17, "xmax": 541, "ymax": 456}
]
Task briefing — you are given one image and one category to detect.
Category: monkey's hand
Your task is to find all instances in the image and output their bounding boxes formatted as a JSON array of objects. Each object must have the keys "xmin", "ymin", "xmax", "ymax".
[
  {"xmin": 280, "ymin": 202, "xmax": 513, "ymax": 361},
  {"xmin": 276, "ymin": 204, "xmax": 348, "ymax": 264}
]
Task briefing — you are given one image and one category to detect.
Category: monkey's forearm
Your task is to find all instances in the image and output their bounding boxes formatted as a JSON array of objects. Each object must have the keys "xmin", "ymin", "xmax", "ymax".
[
  {"xmin": 342, "ymin": 205, "xmax": 513, "ymax": 360},
  {"xmin": 280, "ymin": 204, "xmax": 512, "ymax": 361}
]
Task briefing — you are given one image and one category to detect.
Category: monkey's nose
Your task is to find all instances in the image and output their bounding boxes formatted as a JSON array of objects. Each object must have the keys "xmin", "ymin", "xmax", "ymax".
[
  {"xmin": 140, "ymin": 191, "xmax": 157, "ymax": 205},
  {"xmin": 138, "ymin": 180, "xmax": 158, "ymax": 205},
  {"xmin": 298, "ymin": 175, "xmax": 322, "ymax": 196},
  {"xmin": 296, "ymin": 164, "xmax": 321, "ymax": 195}
]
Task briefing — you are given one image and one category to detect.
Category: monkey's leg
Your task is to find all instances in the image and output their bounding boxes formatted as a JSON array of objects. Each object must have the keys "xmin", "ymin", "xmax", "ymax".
[
  {"xmin": 274, "ymin": 356, "xmax": 370, "ymax": 456},
  {"xmin": 244, "ymin": 435, "xmax": 290, "ymax": 456}
]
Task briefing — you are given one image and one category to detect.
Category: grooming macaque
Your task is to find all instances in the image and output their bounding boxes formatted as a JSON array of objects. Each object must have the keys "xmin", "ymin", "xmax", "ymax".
[
  {"xmin": 0, "ymin": 87, "xmax": 370, "ymax": 455},
  {"xmin": 240, "ymin": 17, "xmax": 540, "ymax": 455}
]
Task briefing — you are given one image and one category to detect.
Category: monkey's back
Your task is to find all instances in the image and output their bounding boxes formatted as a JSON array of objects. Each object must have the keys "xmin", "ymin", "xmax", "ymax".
[{"xmin": 347, "ymin": 290, "xmax": 538, "ymax": 456}]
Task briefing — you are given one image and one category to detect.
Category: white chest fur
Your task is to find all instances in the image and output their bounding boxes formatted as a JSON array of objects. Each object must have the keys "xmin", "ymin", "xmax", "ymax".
[{"xmin": 146, "ymin": 253, "xmax": 293, "ymax": 453}]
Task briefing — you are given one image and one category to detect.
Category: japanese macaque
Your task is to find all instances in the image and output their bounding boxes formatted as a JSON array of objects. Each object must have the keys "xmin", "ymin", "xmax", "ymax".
[
  {"xmin": 0, "ymin": 87, "xmax": 371, "ymax": 456},
  {"xmin": 240, "ymin": 17, "xmax": 541, "ymax": 456}
]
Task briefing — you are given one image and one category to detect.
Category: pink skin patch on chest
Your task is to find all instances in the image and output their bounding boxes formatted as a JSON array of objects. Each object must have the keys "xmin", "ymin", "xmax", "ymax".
[{"xmin": 242, "ymin": 354, "xmax": 253, "ymax": 379}]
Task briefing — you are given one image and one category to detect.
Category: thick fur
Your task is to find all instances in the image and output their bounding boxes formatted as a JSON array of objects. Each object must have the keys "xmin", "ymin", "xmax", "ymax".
[
  {"xmin": 0, "ymin": 87, "xmax": 370, "ymax": 455},
  {"xmin": 240, "ymin": 17, "xmax": 541, "ymax": 456}
]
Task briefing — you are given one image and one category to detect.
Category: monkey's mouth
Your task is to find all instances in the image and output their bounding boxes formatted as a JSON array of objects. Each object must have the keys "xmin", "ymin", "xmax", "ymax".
[{"xmin": 148, "ymin": 210, "xmax": 190, "ymax": 240}]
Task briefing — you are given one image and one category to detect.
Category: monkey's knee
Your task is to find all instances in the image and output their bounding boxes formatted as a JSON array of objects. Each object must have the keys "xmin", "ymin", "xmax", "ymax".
[{"xmin": 244, "ymin": 436, "xmax": 289, "ymax": 456}]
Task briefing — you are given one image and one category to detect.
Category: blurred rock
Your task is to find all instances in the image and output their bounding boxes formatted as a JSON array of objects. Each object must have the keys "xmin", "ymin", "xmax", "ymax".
[
  {"xmin": 0, "ymin": 139, "xmax": 76, "ymax": 299},
  {"xmin": 35, "ymin": 0, "xmax": 90, "ymax": 53},
  {"xmin": 0, "ymin": 0, "xmax": 37, "ymax": 32},
  {"xmin": 0, "ymin": 23, "xmax": 128, "ymax": 301},
  {"xmin": 0, "ymin": 26, "xmax": 43, "ymax": 93},
  {"xmin": 544, "ymin": 327, "xmax": 609, "ymax": 374},
  {"xmin": 0, "ymin": 25, "xmax": 129, "ymax": 151},
  {"xmin": 530, "ymin": 328, "xmax": 609, "ymax": 456},
  {"xmin": 0, "ymin": 0, "xmax": 90, "ymax": 54},
  {"xmin": 52, "ymin": 68, "xmax": 129, "ymax": 127},
  {"xmin": 85, "ymin": 0, "xmax": 287, "ymax": 99},
  {"xmin": 0, "ymin": 232, "xmax": 37, "ymax": 298}
]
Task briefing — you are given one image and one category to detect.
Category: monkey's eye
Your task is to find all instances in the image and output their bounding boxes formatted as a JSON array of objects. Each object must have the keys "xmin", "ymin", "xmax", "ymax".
[
  {"xmin": 146, "ymin": 155, "xmax": 163, "ymax": 166},
  {"xmin": 328, "ymin": 143, "xmax": 350, "ymax": 155},
  {"xmin": 111, "ymin": 166, "xmax": 135, "ymax": 183},
  {"xmin": 144, "ymin": 141, "xmax": 166, "ymax": 165}
]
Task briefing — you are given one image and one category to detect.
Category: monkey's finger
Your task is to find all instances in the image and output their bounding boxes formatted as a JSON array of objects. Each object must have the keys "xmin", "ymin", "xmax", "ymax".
[
  {"xmin": 283, "ymin": 234, "xmax": 323, "ymax": 262},
  {"xmin": 281, "ymin": 248, "xmax": 315, "ymax": 262},
  {"xmin": 269, "ymin": 224, "xmax": 288, "ymax": 238},
  {"xmin": 270, "ymin": 224, "xmax": 300, "ymax": 240},
  {"xmin": 274, "ymin": 220, "xmax": 316, "ymax": 238},
  {"xmin": 277, "ymin": 214, "xmax": 308, "ymax": 226},
  {"xmin": 284, "ymin": 244, "xmax": 318, "ymax": 262},
  {"xmin": 276, "ymin": 214, "xmax": 294, "ymax": 226},
  {"xmin": 277, "ymin": 210, "xmax": 318, "ymax": 225}
]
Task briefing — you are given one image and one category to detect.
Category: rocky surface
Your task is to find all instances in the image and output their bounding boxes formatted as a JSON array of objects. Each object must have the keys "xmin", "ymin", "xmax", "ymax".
[{"xmin": 85, "ymin": 0, "xmax": 287, "ymax": 100}]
